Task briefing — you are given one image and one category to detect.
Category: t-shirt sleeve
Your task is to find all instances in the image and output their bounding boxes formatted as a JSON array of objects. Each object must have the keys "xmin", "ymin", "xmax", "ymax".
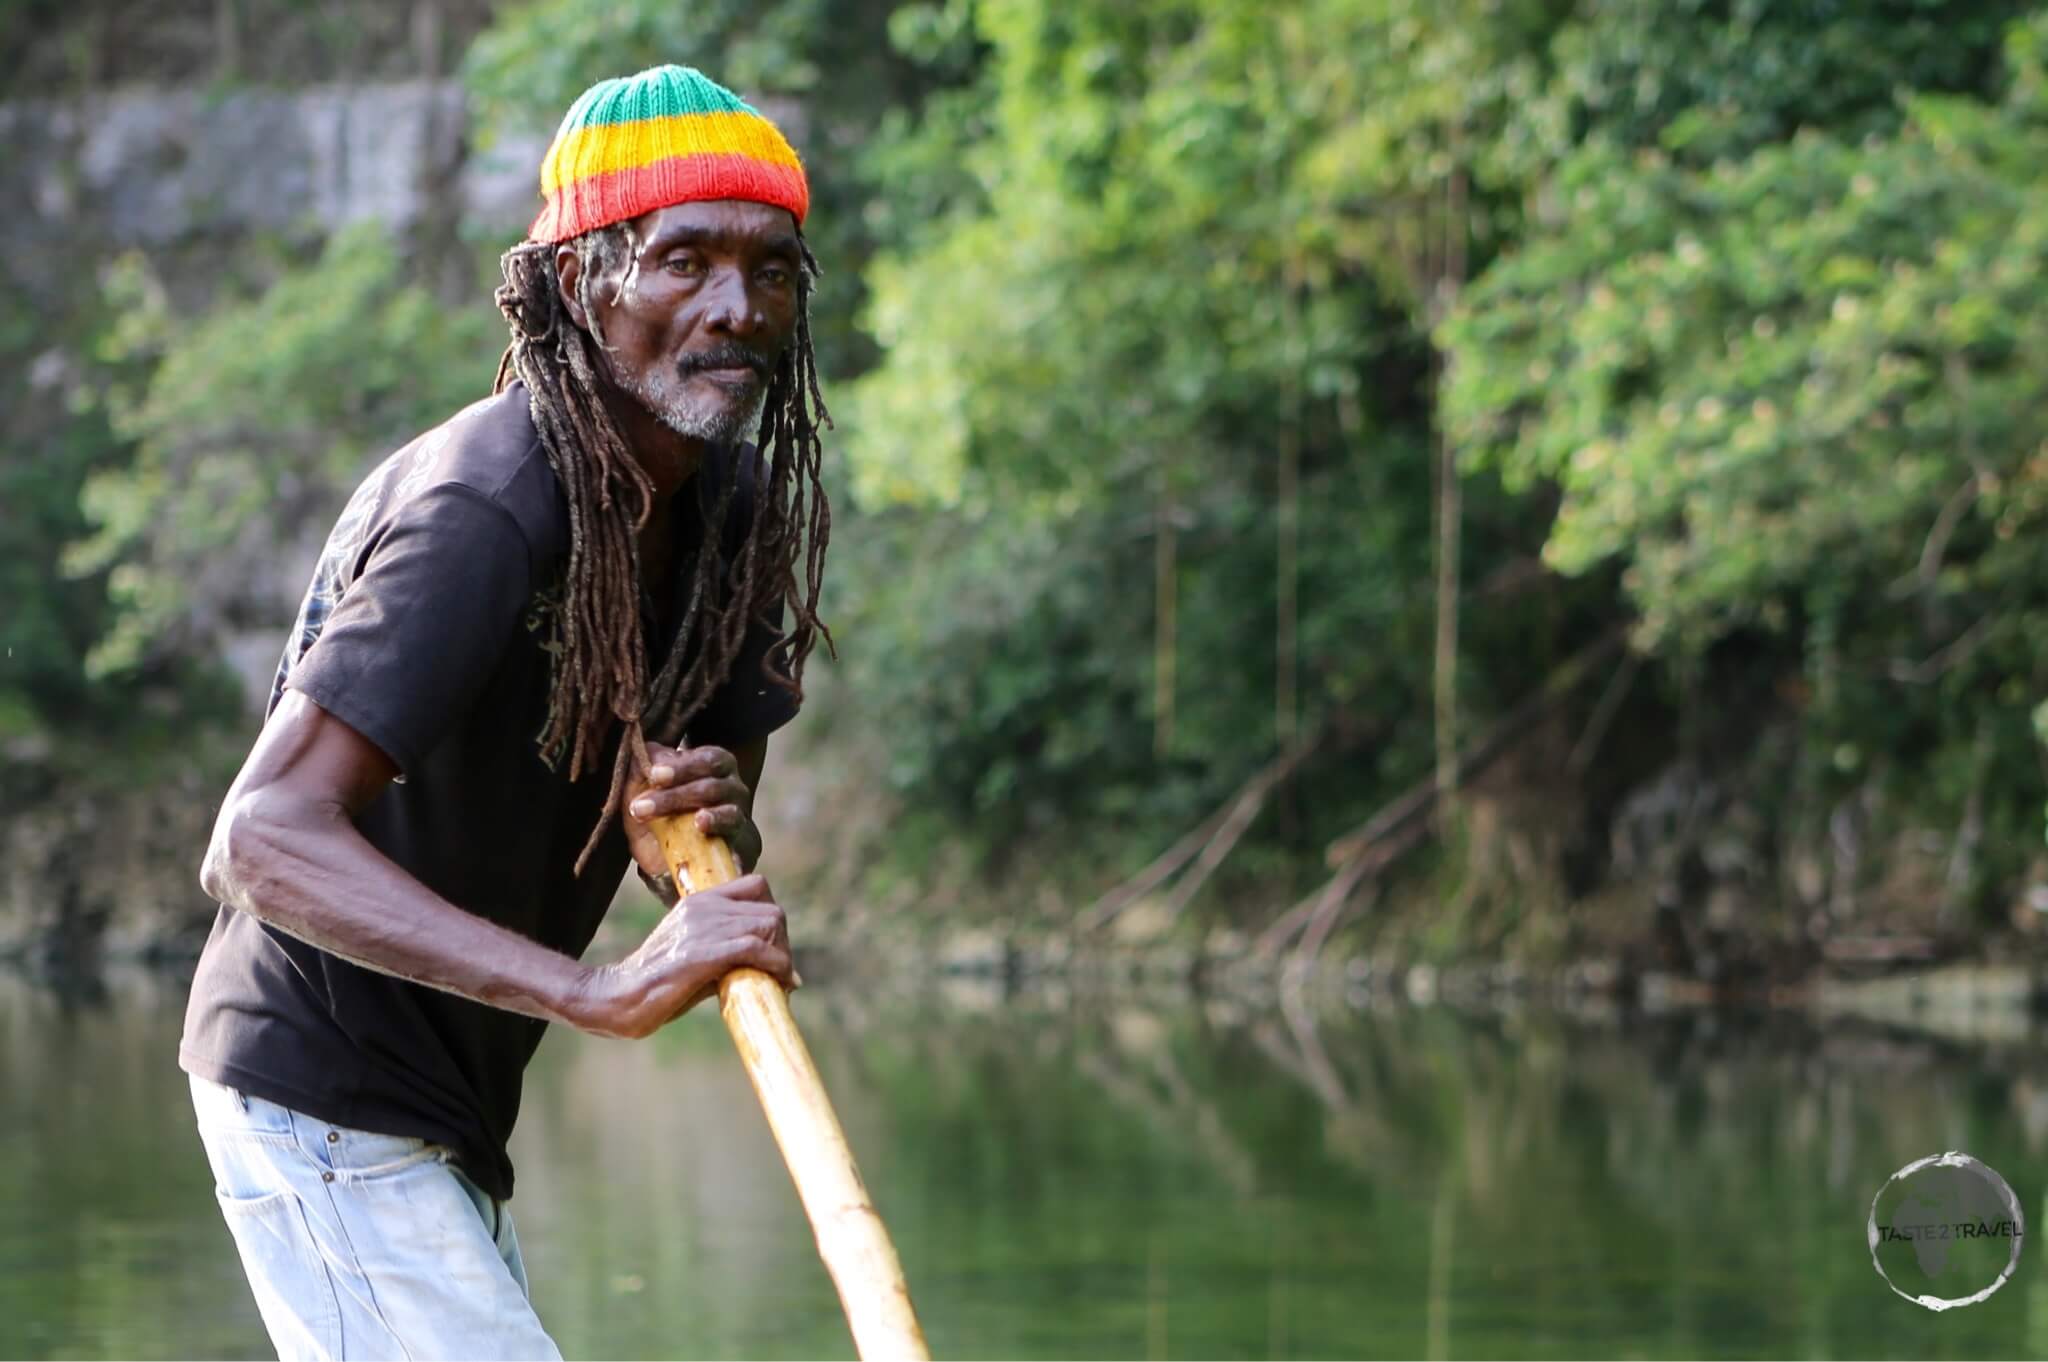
[
  {"xmin": 287, "ymin": 483, "xmax": 534, "ymax": 775},
  {"xmin": 686, "ymin": 604, "xmax": 803, "ymax": 752}
]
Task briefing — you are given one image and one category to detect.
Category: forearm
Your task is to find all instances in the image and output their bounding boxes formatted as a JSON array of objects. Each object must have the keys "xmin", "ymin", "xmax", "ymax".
[{"xmin": 203, "ymin": 788, "xmax": 594, "ymax": 1027}]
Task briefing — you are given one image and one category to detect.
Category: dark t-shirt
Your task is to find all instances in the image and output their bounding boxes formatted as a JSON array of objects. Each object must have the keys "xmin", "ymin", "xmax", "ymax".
[{"xmin": 179, "ymin": 383, "xmax": 798, "ymax": 1200}]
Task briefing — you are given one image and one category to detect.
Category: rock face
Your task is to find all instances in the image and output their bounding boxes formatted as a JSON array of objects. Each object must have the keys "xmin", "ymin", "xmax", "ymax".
[
  {"xmin": 0, "ymin": 775, "xmax": 223, "ymax": 968},
  {"xmin": 1, "ymin": 79, "xmax": 544, "ymax": 258}
]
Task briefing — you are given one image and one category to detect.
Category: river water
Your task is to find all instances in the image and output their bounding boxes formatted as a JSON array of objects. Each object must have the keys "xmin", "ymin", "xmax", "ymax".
[{"xmin": 3, "ymin": 966, "xmax": 2046, "ymax": 1359}]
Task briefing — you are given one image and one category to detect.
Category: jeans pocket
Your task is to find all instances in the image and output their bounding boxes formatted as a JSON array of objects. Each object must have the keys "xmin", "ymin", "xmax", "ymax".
[
  {"xmin": 216, "ymin": 1186, "xmax": 297, "ymax": 1218},
  {"xmin": 203, "ymin": 1122, "xmax": 304, "ymax": 1205},
  {"xmin": 212, "ymin": 1180, "xmax": 343, "ymax": 1361}
]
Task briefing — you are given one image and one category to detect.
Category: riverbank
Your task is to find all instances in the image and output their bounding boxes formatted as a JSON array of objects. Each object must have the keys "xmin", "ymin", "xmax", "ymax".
[
  {"xmin": 13, "ymin": 864, "xmax": 2041, "ymax": 1050},
  {"xmin": 780, "ymin": 918, "xmax": 2048, "ymax": 1049}
]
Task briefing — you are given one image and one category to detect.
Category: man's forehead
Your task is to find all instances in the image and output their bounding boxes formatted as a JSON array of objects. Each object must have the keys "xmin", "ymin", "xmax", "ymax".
[{"xmin": 629, "ymin": 201, "xmax": 801, "ymax": 252}]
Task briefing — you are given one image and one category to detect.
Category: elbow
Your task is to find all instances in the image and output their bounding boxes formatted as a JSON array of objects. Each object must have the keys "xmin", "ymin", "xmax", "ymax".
[
  {"xmin": 199, "ymin": 806, "xmax": 234, "ymax": 904},
  {"xmin": 200, "ymin": 788, "xmax": 305, "ymax": 912}
]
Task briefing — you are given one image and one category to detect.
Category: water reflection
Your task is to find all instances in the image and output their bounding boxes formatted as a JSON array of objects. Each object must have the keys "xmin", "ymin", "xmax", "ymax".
[{"xmin": 3, "ymin": 967, "xmax": 2046, "ymax": 1358}]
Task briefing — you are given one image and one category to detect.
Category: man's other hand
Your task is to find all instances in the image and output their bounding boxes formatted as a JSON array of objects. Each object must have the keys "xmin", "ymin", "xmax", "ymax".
[
  {"xmin": 623, "ymin": 742, "xmax": 762, "ymax": 880},
  {"xmin": 570, "ymin": 874, "xmax": 796, "ymax": 1038}
]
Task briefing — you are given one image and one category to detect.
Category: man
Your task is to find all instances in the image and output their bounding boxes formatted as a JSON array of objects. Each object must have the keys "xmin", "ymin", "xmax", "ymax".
[{"xmin": 180, "ymin": 66, "xmax": 827, "ymax": 1360}]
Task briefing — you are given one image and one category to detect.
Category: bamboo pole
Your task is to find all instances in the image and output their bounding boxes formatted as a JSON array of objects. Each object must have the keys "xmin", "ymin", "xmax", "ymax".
[{"xmin": 652, "ymin": 815, "xmax": 931, "ymax": 1362}]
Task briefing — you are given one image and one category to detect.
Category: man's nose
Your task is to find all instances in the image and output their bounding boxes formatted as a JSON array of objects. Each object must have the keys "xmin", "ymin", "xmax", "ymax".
[{"xmin": 702, "ymin": 266, "xmax": 763, "ymax": 335}]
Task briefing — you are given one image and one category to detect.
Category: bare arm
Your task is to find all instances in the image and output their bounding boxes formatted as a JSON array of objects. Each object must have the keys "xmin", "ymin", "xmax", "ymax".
[{"xmin": 201, "ymin": 691, "xmax": 795, "ymax": 1039}]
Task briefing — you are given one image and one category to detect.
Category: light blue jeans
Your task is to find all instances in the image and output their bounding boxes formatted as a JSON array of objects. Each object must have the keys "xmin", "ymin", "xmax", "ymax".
[{"xmin": 189, "ymin": 1074, "xmax": 562, "ymax": 1361}]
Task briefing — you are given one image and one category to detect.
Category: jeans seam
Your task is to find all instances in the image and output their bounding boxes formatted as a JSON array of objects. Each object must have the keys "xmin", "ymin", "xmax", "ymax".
[
  {"xmin": 293, "ymin": 1111, "xmax": 418, "ymax": 1362},
  {"xmin": 212, "ymin": 1186, "xmax": 296, "ymax": 1214},
  {"xmin": 283, "ymin": 1190, "xmax": 346, "ymax": 1358}
]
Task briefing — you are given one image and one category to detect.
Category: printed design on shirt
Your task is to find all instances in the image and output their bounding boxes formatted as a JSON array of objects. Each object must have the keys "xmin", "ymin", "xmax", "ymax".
[
  {"xmin": 524, "ymin": 573, "xmax": 567, "ymax": 659},
  {"xmin": 267, "ymin": 459, "xmax": 396, "ymax": 711},
  {"xmin": 524, "ymin": 572, "xmax": 570, "ymax": 770},
  {"xmin": 266, "ymin": 399, "xmax": 501, "ymax": 713}
]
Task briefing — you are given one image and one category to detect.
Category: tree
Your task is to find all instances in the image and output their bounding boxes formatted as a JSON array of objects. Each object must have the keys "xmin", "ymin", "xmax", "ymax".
[
  {"xmin": 71, "ymin": 230, "xmax": 499, "ymax": 683},
  {"xmin": 1444, "ymin": 12, "xmax": 2048, "ymax": 907}
]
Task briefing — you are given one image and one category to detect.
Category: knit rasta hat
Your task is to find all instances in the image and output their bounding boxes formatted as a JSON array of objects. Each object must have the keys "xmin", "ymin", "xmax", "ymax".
[{"xmin": 529, "ymin": 65, "xmax": 809, "ymax": 244}]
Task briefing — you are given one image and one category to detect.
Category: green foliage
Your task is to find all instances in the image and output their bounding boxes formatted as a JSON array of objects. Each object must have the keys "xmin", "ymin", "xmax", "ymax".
[
  {"xmin": 831, "ymin": 1, "xmax": 1463, "ymax": 866},
  {"xmin": 71, "ymin": 229, "xmax": 500, "ymax": 679},
  {"xmin": 1537, "ymin": 0, "xmax": 2030, "ymax": 166},
  {"xmin": 1445, "ymin": 11, "xmax": 2048, "ymax": 891},
  {"xmin": 0, "ymin": 235, "xmax": 240, "ymax": 775},
  {"xmin": 834, "ymin": 0, "xmax": 2048, "ymax": 904},
  {"xmin": 465, "ymin": 0, "xmax": 851, "ymax": 124},
  {"xmin": 0, "ymin": 374, "xmax": 129, "ymax": 745}
]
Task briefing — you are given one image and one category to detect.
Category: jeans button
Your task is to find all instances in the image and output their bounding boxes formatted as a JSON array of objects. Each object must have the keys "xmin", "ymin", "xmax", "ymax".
[
  {"xmin": 327, "ymin": 1131, "xmax": 339, "ymax": 1144},
  {"xmin": 322, "ymin": 1171, "xmax": 335, "ymax": 1183}
]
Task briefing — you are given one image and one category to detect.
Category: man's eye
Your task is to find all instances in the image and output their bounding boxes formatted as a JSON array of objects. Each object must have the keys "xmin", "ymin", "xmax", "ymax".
[
  {"xmin": 664, "ymin": 256, "xmax": 704, "ymax": 276},
  {"xmin": 757, "ymin": 265, "xmax": 792, "ymax": 287}
]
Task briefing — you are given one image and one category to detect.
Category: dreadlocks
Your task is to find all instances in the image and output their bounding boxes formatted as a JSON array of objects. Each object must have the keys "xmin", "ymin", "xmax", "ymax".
[{"xmin": 491, "ymin": 227, "xmax": 833, "ymax": 871}]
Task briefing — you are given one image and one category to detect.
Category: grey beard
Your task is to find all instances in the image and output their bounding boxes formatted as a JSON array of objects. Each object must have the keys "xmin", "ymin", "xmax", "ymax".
[{"xmin": 625, "ymin": 370, "xmax": 766, "ymax": 447}]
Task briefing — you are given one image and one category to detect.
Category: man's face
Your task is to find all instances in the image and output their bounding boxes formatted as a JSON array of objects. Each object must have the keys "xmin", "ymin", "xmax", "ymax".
[{"xmin": 561, "ymin": 199, "xmax": 803, "ymax": 446}]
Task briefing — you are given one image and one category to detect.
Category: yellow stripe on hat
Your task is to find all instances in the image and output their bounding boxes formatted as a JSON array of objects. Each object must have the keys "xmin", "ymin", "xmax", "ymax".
[{"xmin": 541, "ymin": 110, "xmax": 803, "ymax": 197}]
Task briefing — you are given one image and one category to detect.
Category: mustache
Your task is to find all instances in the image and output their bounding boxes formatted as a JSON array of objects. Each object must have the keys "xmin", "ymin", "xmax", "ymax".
[{"xmin": 678, "ymin": 345, "xmax": 773, "ymax": 380}]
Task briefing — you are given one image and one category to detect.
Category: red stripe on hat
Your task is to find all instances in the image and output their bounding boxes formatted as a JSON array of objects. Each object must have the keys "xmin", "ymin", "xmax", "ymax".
[{"xmin": 529, "ymin": 153, "xmax": 810, "ymax": 242}]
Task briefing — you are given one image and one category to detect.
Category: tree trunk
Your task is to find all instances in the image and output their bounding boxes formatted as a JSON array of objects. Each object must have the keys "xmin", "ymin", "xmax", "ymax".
[
  {"xmin": 1154, "ymin": 461, "xmax": 1177, "ymax": 758},
  {"xmin": 1277, "ymin": 270, "xmax": 1301, "ymax": 751},
  {"xmin": 1432, "ymin": 166, "xmax": 1469, "ymax": 805}
]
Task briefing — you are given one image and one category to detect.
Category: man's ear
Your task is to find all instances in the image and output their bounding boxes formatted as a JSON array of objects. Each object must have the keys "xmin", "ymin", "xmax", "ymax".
[{"xmin": 555, "ymin": 244, "xmax": 590, "ymax": 331}]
